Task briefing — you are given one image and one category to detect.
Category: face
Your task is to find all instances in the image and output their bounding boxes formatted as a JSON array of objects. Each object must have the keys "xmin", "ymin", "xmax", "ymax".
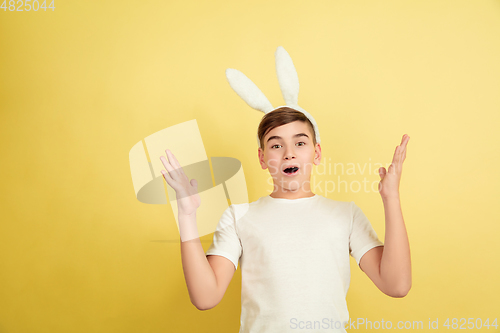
[{"xmin": 258, "ymin": 121, "xmax": 321, "ymax": 196}]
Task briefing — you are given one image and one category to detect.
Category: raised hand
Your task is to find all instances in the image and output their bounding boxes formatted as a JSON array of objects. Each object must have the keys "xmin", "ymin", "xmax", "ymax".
[
  {"xmin": 159, "ymin": 149, "xmax": 201, "ymax": 216},
  {"xmin": 378, "ymin": 134, "xmax": 410, "ymax": 199}
]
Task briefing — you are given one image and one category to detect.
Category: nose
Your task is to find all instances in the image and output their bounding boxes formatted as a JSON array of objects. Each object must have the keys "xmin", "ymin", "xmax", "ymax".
[{"xmin": 284, "ymin": 146, "xmax": 296, "ymax": 160}]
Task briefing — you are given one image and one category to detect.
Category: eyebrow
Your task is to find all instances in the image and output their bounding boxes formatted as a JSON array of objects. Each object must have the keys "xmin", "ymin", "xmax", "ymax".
[{"xmin": 266, "ymin": 133, "xmax": 310, "ymax": 143}]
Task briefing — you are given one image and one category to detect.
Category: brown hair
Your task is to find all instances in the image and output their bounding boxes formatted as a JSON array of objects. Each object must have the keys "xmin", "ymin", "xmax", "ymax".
[{"xmin": 258, "ymin": 106, "xmax": 317, "ymax": 150}]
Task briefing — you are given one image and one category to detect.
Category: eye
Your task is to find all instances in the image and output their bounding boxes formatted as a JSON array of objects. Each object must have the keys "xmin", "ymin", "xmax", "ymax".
[{"xmin": 271, "ymin": 142, "xmax": 305, "ymax": 149}]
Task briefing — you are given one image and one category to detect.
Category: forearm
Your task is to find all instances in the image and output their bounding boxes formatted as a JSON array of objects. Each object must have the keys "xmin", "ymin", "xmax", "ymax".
[
  {"xmin": 179, "ymin": 212, "xmax": 218, "ymax": 310},
  {"xmin": 379, "ymin": 196, "xmax": 412, "ymax": 296}
]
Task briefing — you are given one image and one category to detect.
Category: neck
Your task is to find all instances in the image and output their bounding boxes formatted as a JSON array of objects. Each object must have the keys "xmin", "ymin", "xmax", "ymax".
[{"xmin": 269, "ymin": 187, "xmax": 315, "ymax": 200}]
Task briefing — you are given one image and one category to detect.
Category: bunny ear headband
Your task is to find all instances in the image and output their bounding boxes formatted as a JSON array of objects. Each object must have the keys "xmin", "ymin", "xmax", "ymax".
[{"xmin": 225, "ymin": 46, "xmax": 321, "ymax": 149}]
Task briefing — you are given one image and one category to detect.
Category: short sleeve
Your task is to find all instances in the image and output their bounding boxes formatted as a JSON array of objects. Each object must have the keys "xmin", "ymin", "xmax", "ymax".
[
  {"xmin": 206, "ymin": 205, "xmax": 242, "ymax": 271},
  {"xmin": 349, "ymin": 201, "xmax": 384, "ymax": 266}
]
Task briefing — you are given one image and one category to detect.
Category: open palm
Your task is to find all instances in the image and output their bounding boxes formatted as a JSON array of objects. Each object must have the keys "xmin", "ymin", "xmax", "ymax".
[
  {"xmin": 378, "ymin": 134, "xmax": 410, "ymax": 199},
  {"xmin": 159, "ymin": 149, "xmax": 201, "ymax": 216}
]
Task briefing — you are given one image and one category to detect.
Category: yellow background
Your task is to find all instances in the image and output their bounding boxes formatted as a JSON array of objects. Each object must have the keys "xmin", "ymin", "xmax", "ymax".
[{"xmin": 1, "ymin": 0, "xmax": 499, "ymax": 332}]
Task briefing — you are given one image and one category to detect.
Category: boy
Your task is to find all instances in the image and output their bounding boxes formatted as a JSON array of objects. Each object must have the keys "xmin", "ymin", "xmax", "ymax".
[
  {"xmin": 160, "ymin": 107, "xmax": 411, "ymax": 332},
  {"xmin": 159, "ymin": 48, "xmax": 411, "ymax": 332}
]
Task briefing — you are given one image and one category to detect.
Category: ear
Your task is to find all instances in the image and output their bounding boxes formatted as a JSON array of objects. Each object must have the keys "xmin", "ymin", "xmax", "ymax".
[
  {"xmin": 275, "ymin": 47, "xmax": 322, "ymax": 146},
  {"xmin": 313, "ymin": 143, "xmax": 322, "ymax": 166},
  {"xmin": 258, "ymin": 147, "xmax": 267, "ymax": 169},
  {"xmin": 275, "ymin": 46, "xmax": 299, "ymax": 108},
  {"xmin": 226, "ymin": 68, "xmax": 274, "ymax": 113}
]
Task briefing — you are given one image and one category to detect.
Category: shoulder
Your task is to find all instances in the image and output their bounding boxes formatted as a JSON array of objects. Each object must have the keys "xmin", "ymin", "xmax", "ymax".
[
  {"xmin": 227, "ymin": 196, "xmax": 263, "ymax": 222},
  {"xmin": 349, "ymin": 201, "xmax": 370, "ymax": 218}
]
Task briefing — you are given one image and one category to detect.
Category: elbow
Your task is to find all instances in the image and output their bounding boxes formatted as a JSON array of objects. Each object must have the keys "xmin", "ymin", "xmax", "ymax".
[
  {"xmin": 189, "ymin": 290, "xmax": 219, "ymax": 311},
  {"xmin": 193, "ymin": 300, "xmax": 218, "ymax": 311},
  {"xmin": 390, "ymin": 290, "xmax": 409, "ymax": 298},
  {"xmin": 195, "ymin": 306, "xmax": 209, "ymax": 311},
  {"xmin": 196, "ymin": 304, "xmax": 215, "ymax": 311},
  {"xmin": 388, "ymin": 283, "xmax": 412, "ymax": 298},
  {"xmin": 194, "ymin": 303, "xmax": 209, "ymax": 311}
]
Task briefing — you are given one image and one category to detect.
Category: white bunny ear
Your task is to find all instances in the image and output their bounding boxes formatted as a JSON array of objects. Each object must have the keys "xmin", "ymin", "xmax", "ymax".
[
  {"xmin": 275, "ymin": 46, "xmax": 300, "ymax": 107},
  {"xmin": 225, "ymin": 68, "xmax": 274, "ymax": 113}
]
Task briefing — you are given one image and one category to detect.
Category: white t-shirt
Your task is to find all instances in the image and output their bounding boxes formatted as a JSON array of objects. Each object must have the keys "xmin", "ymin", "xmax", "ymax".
[{"xmin": 206, "ymin": 193, "xmax": 384, "ymax": 333}]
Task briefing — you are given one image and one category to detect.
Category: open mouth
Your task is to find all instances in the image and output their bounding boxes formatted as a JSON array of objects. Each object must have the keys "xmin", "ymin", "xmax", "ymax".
[{"xmin": 282, "ymin": 166, "xmax": 300, "ymax": 176}]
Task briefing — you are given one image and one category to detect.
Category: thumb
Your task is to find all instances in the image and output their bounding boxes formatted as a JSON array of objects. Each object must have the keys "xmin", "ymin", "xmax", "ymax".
[
  {"xmin": 379, "ymin": 167, "xmax": 386, "ymax": 180},
  {"xmin": 190, "ymin": 178, "xmax": 198, "ymax": 189}
]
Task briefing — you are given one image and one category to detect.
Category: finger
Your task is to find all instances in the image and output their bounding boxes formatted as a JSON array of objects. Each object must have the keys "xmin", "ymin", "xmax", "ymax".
[
  {"xmin": 161, "ymin": 169, "xmax": 174, "ymax": 184},
  {"xmin": 379, "ymin": 167, "xmax": 386, "ymax": 180},
  {"xmin": 403, "ymin": 134, "xmax": 410, "ymax": 145},
  {"xmin": 395, "ymin": 135, "xmax": 409, "ymax": 166},
  {"xmin": 391, "ymin": 145, "xmax": 400, "ymax": 166},
  {"xmin": 160, "ymin": 155, "xmax": 181, "ymax": 180},
  {"xmin": 166, "ymin": 149, "xmax": 181, "ymax": 169},
  {"xmin": 397, "ymin": 144, "xmax": 404, "ymax": 166},
  {"xmin": 400, "ymin": 135, "xmax": 409, "ymax": 163},
  {"xmin": 388, "ymin": 163, "xmax": 396, "ymax": 175},
  {"xmin": 160, "ymin": 155, "xmax": 175, "ymax": 174},
  {"xmin": 401, "ymin": 134, "xmax": 409, "ymax": 148},
  {"xmin": 166, "ymin": 149, "xmax": 187, "ymax": 177}
]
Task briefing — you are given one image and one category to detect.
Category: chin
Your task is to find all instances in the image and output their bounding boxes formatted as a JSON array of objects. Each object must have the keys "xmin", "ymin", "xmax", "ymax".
[{"xmin": 281, "ymin": 179, "xmax": 305, "ymax": 190}]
